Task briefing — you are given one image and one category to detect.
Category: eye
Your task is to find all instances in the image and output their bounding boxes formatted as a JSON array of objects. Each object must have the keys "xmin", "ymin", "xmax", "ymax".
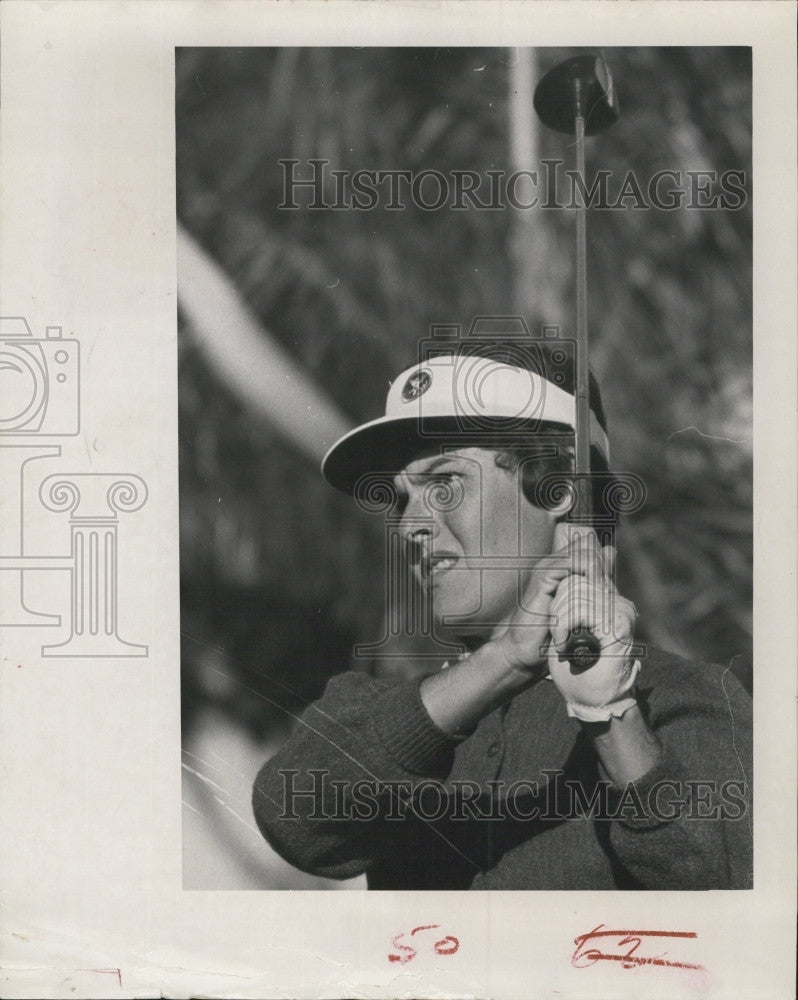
[{"xmin": 423, "ymin": 472, "xmax": 465, "ymax": 514}]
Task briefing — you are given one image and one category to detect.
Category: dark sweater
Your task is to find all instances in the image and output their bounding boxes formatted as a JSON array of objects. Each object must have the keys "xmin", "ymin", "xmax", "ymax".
[{"xmin": 252, "ymin": 648, "xmax": 752, "ymax": 890}]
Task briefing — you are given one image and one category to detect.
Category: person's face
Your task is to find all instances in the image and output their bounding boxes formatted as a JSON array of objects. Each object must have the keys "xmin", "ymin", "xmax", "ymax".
[{"xmin": 394, "ymin": 447, "xmax": 558, "ymax": 641}]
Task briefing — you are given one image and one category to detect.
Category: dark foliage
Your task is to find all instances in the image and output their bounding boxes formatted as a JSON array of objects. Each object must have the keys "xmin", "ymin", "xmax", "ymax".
[{"xmin": 177, "ymin": 46, "xmax": 752, "ymax": 740}]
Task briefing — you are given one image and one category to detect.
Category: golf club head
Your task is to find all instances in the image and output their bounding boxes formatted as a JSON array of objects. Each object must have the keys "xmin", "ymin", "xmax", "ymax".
[{"xmin": 534, "ymin": 54, "xmax": 619, "ymax": 136}]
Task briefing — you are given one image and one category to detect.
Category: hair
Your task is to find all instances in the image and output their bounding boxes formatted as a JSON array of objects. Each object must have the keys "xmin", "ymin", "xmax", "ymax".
[{"xmin": 492, "ymin": 435, "xmax": 615, "ymax": 528}]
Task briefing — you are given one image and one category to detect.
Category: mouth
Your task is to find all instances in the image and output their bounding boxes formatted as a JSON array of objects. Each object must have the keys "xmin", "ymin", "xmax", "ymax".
[{"xmin": 422, "ymin": 552, "xmax": 459, "ymax": 584}]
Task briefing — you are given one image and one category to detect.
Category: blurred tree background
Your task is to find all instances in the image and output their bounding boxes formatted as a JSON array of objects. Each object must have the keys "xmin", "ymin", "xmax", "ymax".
[{"xmin": 176, "ymin": 47, "xmax": 751, "ymax": 888}]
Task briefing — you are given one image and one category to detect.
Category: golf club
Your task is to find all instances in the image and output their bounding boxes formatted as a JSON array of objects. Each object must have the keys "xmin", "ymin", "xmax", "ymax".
[{"xmin": 534, "ymin": 53, "xmax": 619, "ymax": 671}]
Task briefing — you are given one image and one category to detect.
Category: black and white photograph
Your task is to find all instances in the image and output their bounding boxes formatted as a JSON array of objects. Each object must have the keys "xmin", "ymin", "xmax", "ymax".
[{"xmin": 177, "ymin": 46, "xmax": 754, "ymax": 892}]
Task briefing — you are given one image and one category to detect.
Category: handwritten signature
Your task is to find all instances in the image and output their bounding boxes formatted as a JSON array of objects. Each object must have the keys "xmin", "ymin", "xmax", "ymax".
[
  {"xmin": 388, "ymin": 924, "xmax": 459, "ymax": 964},
  {"xmin": 572, "ymin": 924, "xmax": 704, "ymax": 971}
]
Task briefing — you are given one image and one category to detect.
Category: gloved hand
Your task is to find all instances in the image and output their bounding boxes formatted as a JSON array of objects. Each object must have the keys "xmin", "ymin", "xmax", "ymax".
[
  {"xmin": 546, "ymin": 523, "xmax": 640, "ymax": 721},
  {"xmin": 493, "ymin": 522, "xmax": 640, "ymax": 722}
]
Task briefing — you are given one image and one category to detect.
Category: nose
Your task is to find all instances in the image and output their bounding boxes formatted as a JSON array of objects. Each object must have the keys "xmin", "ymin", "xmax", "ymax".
[
  {"xmin": 396, "ymin": 481, "xmax": 441, "ymax": 565},
  {"xmin": 403, "ymin": 524, "xmax": 432, "ymax": 568}
]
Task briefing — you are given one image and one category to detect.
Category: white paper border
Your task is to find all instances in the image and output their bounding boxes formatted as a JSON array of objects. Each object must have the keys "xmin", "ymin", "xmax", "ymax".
[{"xmin": 0, "ymin": 2, "xmax": 795, "ymax": 998}]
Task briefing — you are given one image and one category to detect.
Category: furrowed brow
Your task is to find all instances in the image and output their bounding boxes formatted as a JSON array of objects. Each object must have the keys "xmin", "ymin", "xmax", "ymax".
[{"xmin": 406, "ymin": 455, "xmax": 466, "ymax": 482}]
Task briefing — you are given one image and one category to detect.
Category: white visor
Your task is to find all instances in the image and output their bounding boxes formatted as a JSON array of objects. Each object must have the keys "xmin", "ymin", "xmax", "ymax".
[{"xmin": 322, "ymin": 354, "xmax": 610, "ymax": 494}]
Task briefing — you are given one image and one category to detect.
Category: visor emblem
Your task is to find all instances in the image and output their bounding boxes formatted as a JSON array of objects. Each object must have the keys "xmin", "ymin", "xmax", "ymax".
[{"xmin": 401, "ymin": 368, "xmax": 432, "ymax": 402}]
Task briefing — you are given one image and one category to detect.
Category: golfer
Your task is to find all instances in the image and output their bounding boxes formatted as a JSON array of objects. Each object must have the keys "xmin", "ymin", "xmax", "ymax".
[{"xmin": 253, "ymin": 347, "xmax": 752, "ymax": 890}]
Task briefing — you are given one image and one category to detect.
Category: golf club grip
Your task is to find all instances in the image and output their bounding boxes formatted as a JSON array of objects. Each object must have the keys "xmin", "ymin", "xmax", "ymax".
[{"xmin": 562, "ymin": 630, "xmax": 601, "ymax": 670}]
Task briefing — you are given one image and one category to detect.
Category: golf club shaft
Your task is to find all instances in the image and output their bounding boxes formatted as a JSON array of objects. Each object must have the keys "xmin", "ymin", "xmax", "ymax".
[
  {"xmin": 574, "ymin": 113, "xmax": 590, "ymax": 484},
  {"xmin": 562, "ymin": 111, "xmax": 602, "ymax": 670},
  {"xmin": 533, "ymin": 54, "xmax": 619, "ymax": 670}
]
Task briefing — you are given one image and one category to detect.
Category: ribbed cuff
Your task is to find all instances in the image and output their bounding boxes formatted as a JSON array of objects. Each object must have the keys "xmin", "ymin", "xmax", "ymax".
[{"xmin": 371, "ymin": 679, "xmax": 459, "ymax": 777}]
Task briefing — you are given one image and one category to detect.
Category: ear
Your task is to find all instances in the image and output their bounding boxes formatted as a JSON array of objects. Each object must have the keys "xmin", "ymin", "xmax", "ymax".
[
  {"xmin": 518, "ymin": 492, "xmax": 574, "ymax": 533},
  {"xmin": 550, "ymin": 481, "xmax": 577, "ymax": 522}
]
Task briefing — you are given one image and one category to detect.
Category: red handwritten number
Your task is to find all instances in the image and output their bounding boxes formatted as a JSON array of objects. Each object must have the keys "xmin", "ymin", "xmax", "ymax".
[
  {"xmin": 388, "ymin": 924, "xmax": 459, "ymax": 964},
  {"xmin": 615, "ymin": 935, "xmax": 642, "ymax": 970},
  {"xmin": 434, "ymin": 936, "xmax": 459, "ymax": 955},
  {"xmin": 388, "ymin": 934, "xmax": 416, "ymax": 965}
]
